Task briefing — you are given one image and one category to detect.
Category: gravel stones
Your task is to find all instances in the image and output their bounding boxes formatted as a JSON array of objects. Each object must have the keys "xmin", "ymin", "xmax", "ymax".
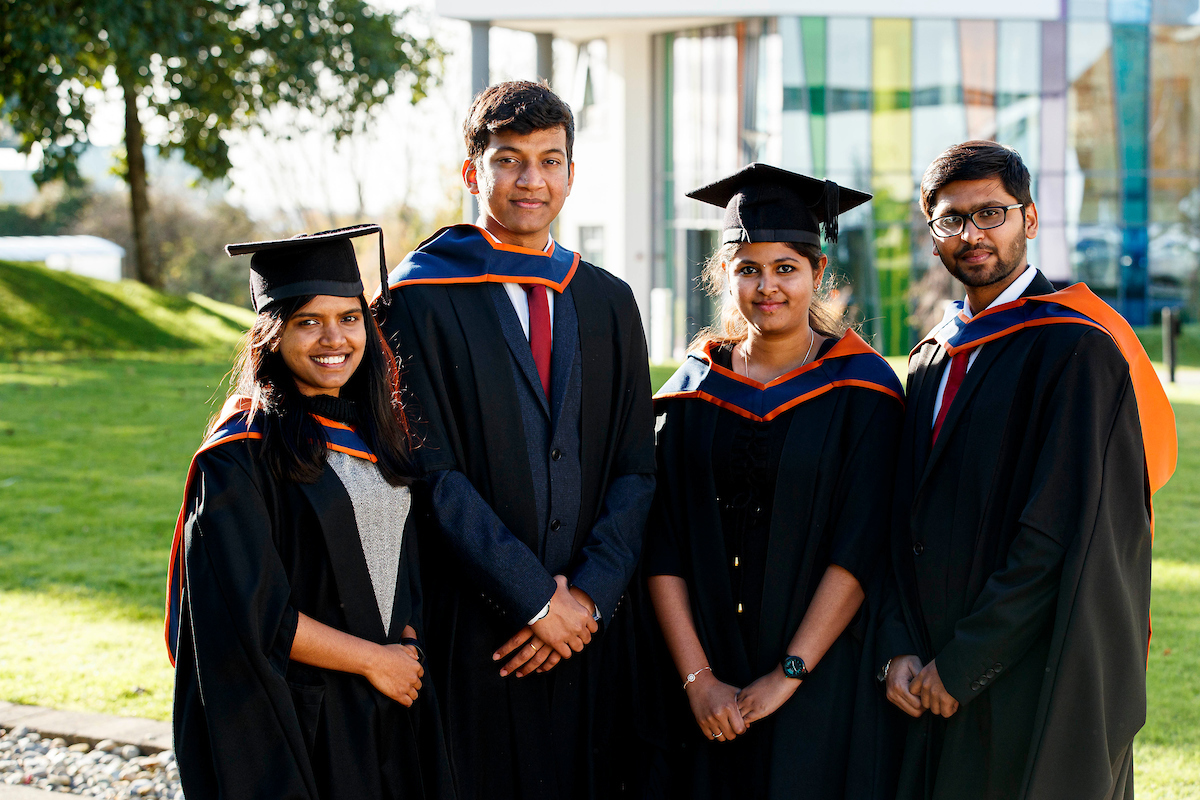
[{"xmin": 0, "ymin": 727, "xmax": 181, "ymax": 799}]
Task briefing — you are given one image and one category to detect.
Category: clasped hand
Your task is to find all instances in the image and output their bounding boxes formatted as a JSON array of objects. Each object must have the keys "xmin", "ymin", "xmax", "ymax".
[
  {"xmin": 690, "ymin": 666, "xmax": 801, "ymax": 742},
  {"xmin": 492, "ymin": 575, "xmax": 598, "ymax": 677},
  {"xmin": 884, "ymin": 655, "xmax": 959, "ymax": 718},
  {"xmin": 687, "ymin": 671, "xmax": 747, "ymax": 742},
  {"xmin": 363, "ymin": 642, "xmax": 424, "ymax": 707}
]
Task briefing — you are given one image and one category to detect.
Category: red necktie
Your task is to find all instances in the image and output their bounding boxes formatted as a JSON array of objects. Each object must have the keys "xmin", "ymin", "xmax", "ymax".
[
  {"xmin": 523, "ymin": 284, "xmax": 552, "ymax": 400},
  {"xmin": 931, "ymin": 349, "xmax": 971, "ymax": 444}
]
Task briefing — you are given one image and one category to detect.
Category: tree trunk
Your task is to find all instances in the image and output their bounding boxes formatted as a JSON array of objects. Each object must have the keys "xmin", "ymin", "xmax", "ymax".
[{"xmin": 121, "ymin": 72, "xmax": 158, "ymax": 287}]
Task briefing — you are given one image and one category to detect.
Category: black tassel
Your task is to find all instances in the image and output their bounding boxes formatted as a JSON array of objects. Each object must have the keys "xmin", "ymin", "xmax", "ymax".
[
  {"xmin": 376, "ymin": 230, "xmax": 392, "ymax": 310},
  {"xmin": 822, "ymin": 180, "xmax": 839, "ymax": 244}
]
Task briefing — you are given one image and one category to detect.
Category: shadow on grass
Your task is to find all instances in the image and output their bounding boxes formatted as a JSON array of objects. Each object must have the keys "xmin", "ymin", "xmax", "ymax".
[
  {"xmin": 0, "ymin": 261, "xmax": 197, "ymax": 353},
  {"xmin": 0, "ymin": 261, "xmax": 251, "ymax": 359}
]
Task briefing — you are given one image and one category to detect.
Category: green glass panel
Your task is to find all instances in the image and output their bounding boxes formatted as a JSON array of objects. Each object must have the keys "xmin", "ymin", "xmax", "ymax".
[
  {"xmin": 871, "ymin": 18, "xmax": 914, "ymax": 354},
  {"xmin": 801, "ymin": 17, "xmax": 827, "ymax": 177}
]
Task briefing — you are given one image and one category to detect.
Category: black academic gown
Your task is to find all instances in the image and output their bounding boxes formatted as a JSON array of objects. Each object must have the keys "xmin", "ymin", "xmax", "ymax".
[
  {"xmin": 379, "ymin": 262, "xmax": 657, "ymax": 800},
  {"xmin": 171, "ymin": 434, "xmax": 449, "ymax": 800},
  {"xmin": 879, "ymin": 272, "xmax": 1154, "ymax": 800},
  {"xmin": 645, "ymin": 338, "xmax": 904, "ymax": 800}
]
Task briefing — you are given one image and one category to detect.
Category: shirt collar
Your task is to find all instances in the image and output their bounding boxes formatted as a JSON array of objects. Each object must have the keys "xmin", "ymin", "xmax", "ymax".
[
  {"xmin": 963, "ymin": 265, "xmax": 1039, "ymax": 319},
  {"xmin": 476, "ymin": 222, "xmax": 554, "ymax": 253}
]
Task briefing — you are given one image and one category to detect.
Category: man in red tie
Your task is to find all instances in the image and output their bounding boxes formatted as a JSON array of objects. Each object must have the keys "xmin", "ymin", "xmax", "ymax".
[
  {"xmin": 877, "ymin": 141, "xmax": 1174, "ymax": 800},
  {"xmin": 377, "ymin": 81, "xmax": 656, "ymax": 799}
]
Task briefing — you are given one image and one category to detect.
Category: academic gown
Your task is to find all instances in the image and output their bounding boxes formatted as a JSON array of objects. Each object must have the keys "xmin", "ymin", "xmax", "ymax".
[
  {"xmin": 645, "ymin": 332, "xmax": 905, "ymax": 800},
  {"xmin": 879, "ymin": 272, "xmax": 1176, "ymax": 800},
  {"xmin": 167, "ymin": 402, "xmax": 451, "ymax": 800},
  {"xmin": 376, "ymin": 227, "xmax": 657, "ymax": 800}
]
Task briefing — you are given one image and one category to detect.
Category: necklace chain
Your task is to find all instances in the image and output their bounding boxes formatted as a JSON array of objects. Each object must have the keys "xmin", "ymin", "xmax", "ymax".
[{"xmin": 739, "ymin": 327, "xmax": 816, "ymax": 382}]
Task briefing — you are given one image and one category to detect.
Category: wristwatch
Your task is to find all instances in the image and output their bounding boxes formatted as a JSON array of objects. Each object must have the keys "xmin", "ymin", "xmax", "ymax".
[{"xmin": 781, "ymin": 655, "xmax": 809, "ymax": 680}]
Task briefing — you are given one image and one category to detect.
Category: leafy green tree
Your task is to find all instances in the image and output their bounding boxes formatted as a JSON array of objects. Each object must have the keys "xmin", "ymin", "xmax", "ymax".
[{"xmin": 0, "ymin": 0, "xmax": 442, "ymax": 287}]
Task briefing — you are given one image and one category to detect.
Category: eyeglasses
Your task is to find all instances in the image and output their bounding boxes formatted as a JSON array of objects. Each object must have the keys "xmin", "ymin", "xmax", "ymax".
[{"xmin": 928, "ymin": 204, "xmax": 1025, "ymax": 238}]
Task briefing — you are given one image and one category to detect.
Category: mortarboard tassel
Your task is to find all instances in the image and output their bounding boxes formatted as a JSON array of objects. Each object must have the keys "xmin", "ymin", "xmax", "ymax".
[
  {"xmin": 822, "ymin": 180, "xmax": 839, "ymax": 244},
  {"xmin": 375, "ymin": 232, "xmax": 391, "ymax": 312}
]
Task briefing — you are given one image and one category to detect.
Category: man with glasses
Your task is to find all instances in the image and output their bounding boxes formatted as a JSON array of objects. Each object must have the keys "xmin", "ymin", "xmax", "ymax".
[{"xmin": 877, "ymin": 140, "xmax": 1175, "ymax": 799}]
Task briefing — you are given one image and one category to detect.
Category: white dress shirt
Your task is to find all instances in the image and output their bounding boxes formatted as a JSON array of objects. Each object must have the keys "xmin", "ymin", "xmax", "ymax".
[
  {"xmin": 477, "ymin": 226, "xmax": 556, "ymax": 340},
  {"xmin": 932, "ymin": 266, "xmax": 1040, "ymax": 425}
]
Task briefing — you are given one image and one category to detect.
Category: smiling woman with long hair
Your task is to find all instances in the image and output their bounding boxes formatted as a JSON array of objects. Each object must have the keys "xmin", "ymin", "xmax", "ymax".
[
  {"xmin": 645, "ymin": 165, "xmax": 904, "ymax": 799},
  {"xmin": 165, "ymin": 226, "xmax": 448, "ymax": 800}
]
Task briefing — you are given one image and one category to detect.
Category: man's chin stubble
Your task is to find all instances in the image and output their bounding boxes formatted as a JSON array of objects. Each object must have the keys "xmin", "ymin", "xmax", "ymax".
[{"xmin": 947, "ymin": 246, "xmax": 1026, "ymax": 288}]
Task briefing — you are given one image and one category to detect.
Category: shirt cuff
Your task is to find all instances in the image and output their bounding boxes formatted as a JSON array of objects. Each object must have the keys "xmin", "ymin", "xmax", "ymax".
[{"xmin": 527, "ymin": 600, "xmax": 551, "ymax": 626}]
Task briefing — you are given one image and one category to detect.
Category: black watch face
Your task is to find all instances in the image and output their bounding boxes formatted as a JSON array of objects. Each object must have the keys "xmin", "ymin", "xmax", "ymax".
[{"xmin": 782, "ymin": 655, "xmax": 807, "ymax": 679}]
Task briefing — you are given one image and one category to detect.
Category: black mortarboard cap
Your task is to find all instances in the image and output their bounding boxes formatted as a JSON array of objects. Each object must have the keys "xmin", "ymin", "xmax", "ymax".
[
  {"xmin": 687, "ymin": 163, "xmax": 872, "ymax": 246},
  {"xmin": 225, "ymin": 224, "xmax": 390, "ymax": 313}
]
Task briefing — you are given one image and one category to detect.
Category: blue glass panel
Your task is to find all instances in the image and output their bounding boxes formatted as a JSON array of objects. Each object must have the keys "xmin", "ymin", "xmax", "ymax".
[
  {"xmin": 1112, "ymin": 23, "xmax": 1151, "ymax": 323},
  {"xmin": 1111, "ymin": 0, "xmax": 1152, "ymax": 22}
]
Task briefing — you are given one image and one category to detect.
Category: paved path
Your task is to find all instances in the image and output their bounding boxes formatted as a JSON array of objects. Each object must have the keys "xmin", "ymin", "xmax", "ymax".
[
  {"xmin": 0, "ymin": 701, "xmax": 170, "ymax": 753},
  {"xmin": 0, "ymin": 785, "xmax": 54, "ymax": 798},
  {"xmin": 1158, "ymin": 364, "xmax": 1200, "ymax": 387}
]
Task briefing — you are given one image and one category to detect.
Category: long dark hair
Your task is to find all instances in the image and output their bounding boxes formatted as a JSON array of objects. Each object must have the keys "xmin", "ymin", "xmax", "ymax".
[{"xmin": 216, "ymin": 294, "xmax": 415, "ymax": 486}]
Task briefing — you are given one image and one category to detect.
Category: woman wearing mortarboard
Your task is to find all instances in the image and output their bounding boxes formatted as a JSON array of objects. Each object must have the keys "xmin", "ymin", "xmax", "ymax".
[
  {"xmin": 645, "ymin": 165, "xmax": 904, "ymax": 798},
  {"xmin": 165, "ymin": 226, "xmax": 451, "ymax": 799}
]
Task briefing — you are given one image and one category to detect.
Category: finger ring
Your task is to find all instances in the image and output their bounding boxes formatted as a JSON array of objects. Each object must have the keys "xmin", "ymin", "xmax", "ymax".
[
  {"xmin": 712, "ymin": 732, "xmax": 723, "ymax": 739},
  {"xmin": 531, "ymin": 642, "xmax": 540, "ymax": 652}
]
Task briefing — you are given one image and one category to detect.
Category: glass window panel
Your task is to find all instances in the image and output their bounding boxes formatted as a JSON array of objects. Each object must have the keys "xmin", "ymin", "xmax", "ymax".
[
  {"xmin": 1112, "ymin": 0, "xmax": 1153, "ymax": 23},
  {"xmin": 826, "ymin": 17, "xmax": 877, "ymax": 347},
  {"xmin": 1039, "ymin": 21, "xmax": 1071, "ymax": 281},
  {"xmin": 1069, "ymin": 0, "xmax": 1110, "ymax": 19},
  {"xmin": 826, "ymin": 17, "xmax": 872, "ymax": 213},
  {"xmin": 912, "ymin": 19, "xmax": 966, "ymax": 181},
  {"xmin": 1149, "ymin": 24, "xmax": 1200, "ymax": 315},
  {"xmin": 959, "ymin": 20, "xmax": 997, "ymax": 141},
  {"xmin": 1068, "ymin": 22, "xmax": 1121, "ymax": 300},
  {"xmin": 1151, "ymin": 0, "xmax": 1200, "ymax": 23},
  {"xmin": 1067, "ymin": 23, "xmax": 1119, "ymax": 225},
  {"xmin": 872, "ymin": 18, "xmax": 913, "ymax": 355},
  {"xmin": 911, "ymin": 20, "xmax": 966, "ymax": 304},
  {"xmin": 745, "ymin": 19, "xmax": 783, "ymax": 166},
  {"xmin": 671, "ymin": 27, "xmax": 740, "ymax": 228},
  {"xmin": 779, "ymin": 17, "xmax": 813, "ymax": 174},
  {"xmin": 997, "ymin": 20, "xmax": 1042, "ymax": 173},
  {"xmin": 802, "ymin": 17, "xmax": 828, "ymax": 176},
  {"xmin": 665, "ymin": 25, "xmax": 746, "ymax": 353}
]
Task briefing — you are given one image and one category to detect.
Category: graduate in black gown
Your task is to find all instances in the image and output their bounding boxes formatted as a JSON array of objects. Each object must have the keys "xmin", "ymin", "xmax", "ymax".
[
  {"xmin": 646, "ymin": 164, "xmax": 904, "ymax": 799},
  {"xmin": 166, "ymin": 226, "xmax": 450, "ymax": 800},
  {"xmin": 878, "ymin": 141, "xmax": 1177, "ymax": 800},
  {"xmin": 375, "ymin": 82, "xmax": 656, "ymax": 800}
]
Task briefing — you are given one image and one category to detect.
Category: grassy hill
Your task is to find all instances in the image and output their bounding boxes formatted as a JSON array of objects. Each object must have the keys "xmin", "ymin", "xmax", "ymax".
[{"xmin": 0, "ymin": 259, "xmax": 255, "ymax": 360}]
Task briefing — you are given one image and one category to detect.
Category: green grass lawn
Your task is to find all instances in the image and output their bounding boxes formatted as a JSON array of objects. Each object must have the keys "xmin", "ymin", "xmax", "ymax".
[{"xmin": 0, "ymin": 359, "xmax": 235, "ymax": 718}]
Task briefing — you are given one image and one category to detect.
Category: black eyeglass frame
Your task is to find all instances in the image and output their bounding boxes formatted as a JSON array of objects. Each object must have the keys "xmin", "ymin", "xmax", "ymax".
[{"xmin": 927, "ymin": 204, "xmax": 1025, "ymax": 238}]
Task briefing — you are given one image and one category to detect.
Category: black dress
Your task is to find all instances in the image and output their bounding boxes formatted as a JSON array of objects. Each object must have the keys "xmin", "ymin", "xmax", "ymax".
[
  {"xmin": 169, "ymin": 396, "xmax": 453, "ymax": 800},
  {"xmin": 645, "ymin": 334, "xmax": 904, "ymax": 800}
]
